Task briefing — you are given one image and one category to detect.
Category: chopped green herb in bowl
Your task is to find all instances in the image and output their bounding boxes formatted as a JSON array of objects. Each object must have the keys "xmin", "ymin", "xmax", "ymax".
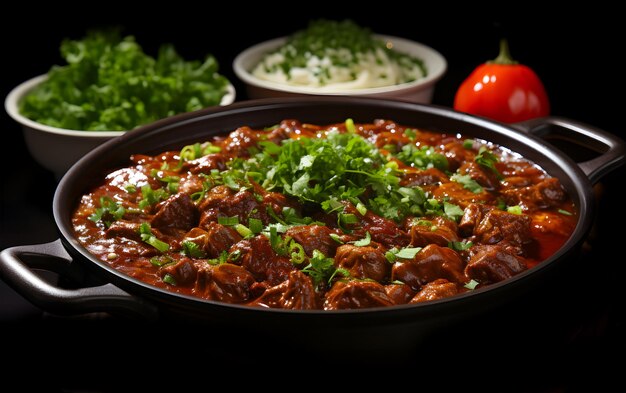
[
  {"xmin": 19, "ymin": 30, "xmax": 234, "ymax": 131},
  {"xmin": 5, "ymin": 30, "xmax": 235, "ymax": 176}
]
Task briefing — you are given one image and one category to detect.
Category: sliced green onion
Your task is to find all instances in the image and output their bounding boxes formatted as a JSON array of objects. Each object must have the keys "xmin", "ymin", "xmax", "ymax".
[
  {"xmin": 289, "ymin": 240, "xmax": 305, "ymax": 264},
  {"xmin": 345, "ymin": 118, "xmax": 356, "ymax": 134},
  {"xmin": 248, "ymin": 218, "xmax": 263, "ymax": 234},
  {"xmin": 138, "ymin": 222, "xmax": 169, "ymax": 252},
  {"xmin": 163, "ymin": 274, "xmax": 177, "ymax": 286},
  {"xmin": 507, "ymin": 205, "xmax": 523, "ymax": 215},
  {"xmin": 330, "ymin": 233, "xmax": 344, "ymax": 244},
  {"xmin": 235, "ymin": 224, "xmax": 253, "ymax": 238},
  {"xmin": 218, "ymin": 216, "xmax": 239, "ymax": 226},
  {"xmin": 464, "ymin": 279, "xmax": 479, "ymax": 290}
]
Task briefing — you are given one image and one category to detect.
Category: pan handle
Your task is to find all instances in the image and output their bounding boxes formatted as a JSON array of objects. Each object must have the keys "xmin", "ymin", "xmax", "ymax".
[
  {"xmin": 511, "ymin": 116, "xmax": 625, "ymax": 184},
  {"xmin": 0, "ymin": 239, "xmax": 158, "ymax": 319}
]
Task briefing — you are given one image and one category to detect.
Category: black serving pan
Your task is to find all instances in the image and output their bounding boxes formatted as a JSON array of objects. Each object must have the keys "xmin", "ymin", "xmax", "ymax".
[{"xmin": 1, "ymin": 97, "xmax": 624, "ymax": 356}]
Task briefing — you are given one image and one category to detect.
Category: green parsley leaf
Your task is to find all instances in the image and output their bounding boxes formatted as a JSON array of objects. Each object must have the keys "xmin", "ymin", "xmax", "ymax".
[
  {"xmin": 181, "ymin": 241, "xmax": 206, "ymax": 258},
  {"xmin": 444, "ymin": 201, "xmax": 464, "ymax": 222},
  {"xmin": 19, "ymin": 30, "xmax": 229, "ymax": 131},
  {"xmin": 88, "ymin": 196, "xmax": 125, "ymax": 227},
  {"xmin": 302, "ymin": 249, "xmax": 349, "ymax": 287},
  {"xmin": 450, "ymin": 173, "xmax": 484, "ymax": 194},
  {"xmin": 352, "ymin": 232, "xmax": 371, "ymax": 247},
  {"xmin": 475, "ymin": 146, "xmax": 502, "ymax": 179},
  {"xmin": 394, "ymin": 247, "xmax": 422, "ymax": 259}
]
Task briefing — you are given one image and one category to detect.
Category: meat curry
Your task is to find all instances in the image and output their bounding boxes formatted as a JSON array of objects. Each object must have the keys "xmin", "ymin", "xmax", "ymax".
[{"xmin": 72, "ymin": 119, "xmax": 576, "ymax": 310}]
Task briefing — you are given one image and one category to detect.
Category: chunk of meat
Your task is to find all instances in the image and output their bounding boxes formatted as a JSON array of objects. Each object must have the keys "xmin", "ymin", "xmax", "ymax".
[
  {"xmin": 183, "ymin": 223, "xmax": 241, "ymax": 258},
  {"xmin": 430, "ymin": 182, "xmax": 492, "ymax": 208},
  {"xmin": 442, "ymin": 141, "xmax": 475, "ymax": 171},
  {"xmin": 323, "ymin": 281, "xmax": 396, "ymax": 310},
  {"xmin": 409, "ymin": 279, "xmax": 459, "ymax": 303},
  {"xmin": 160, "ymin": 258, "xmax": 198, "ymax": 286},
  {"xmin": 401, "ymin": 168, "xmax": 449, "ymax": 187},
  {"xmin": 105, "ymin": 220, "xmax": 143, "ymax": 242},
  {"xmin": 458, "ymin": 203, "xmax": 493, "ymax": 236},
  {"xmin": 199, "ymin": 184, "xmax": 296, "ymax": 227},
  {"xmin": 285, "ymin": 225, "xmax": 339, "ymax": 257},
  {"xmin": 200, "ymin": 187, "xmax": 269, "ymax": 226},
  {"xmin": 410, "ymin": 216, "xmax": 460, "ymax": 247},
  {"xmin": 373, "ymin": 130, "xmax": 412, "ymax": 151},
  {"xmin": 334, "ymin": 244, "xmax": 389, "ymax": 282},
  {"xmin": 177, "ymin": 175, "xmax": 204, "ymax": 196},
  {"xmin": 182, "ymin": 153, "xmax": 227, "ymax": 175},
  {"xmin": 530, "ymin": 211, "xmax": 576, "ymax": 237},
  {"xmin": 221, "ymin": 126, "xmax": 260, "ymax": 157},
  {"xmin": 391, "ymin": 244, "xmax": 466, "ymax": 289},
  {"xmin": 465, "ymin": 244, "xmax": 527, "ymax": 284},
  {"xmin": 151, "ymin": 193, "xmax": 199, "ymax": 231},
  {"xmin": 248, "ymin": 270, "xmax": 321, "ymax": 309},
  {"xmin": 230, "ymin": 235, "xmax": 295, "ymax": 285},
  {"xmin": 474, "ymin": 209, "xmax": 532, "ymax": 248},
  {"xmin": 459, "ymin": 161, "xmax": 501, "ymax": 191},
  {"xmin": 343, "ymin": 202, "xmax": 410, "ymax": 249},
  {"xmin": 385, "ymin": 283, "xmax": 416, "ymax": 305},
  {"xmin": 459, "ymin": 203, "xmax": 531, "ymax": 249},
  {"xmin": 503, "ymin": 178, "xmax": 566, "ymax": 210},
  {"xmin": 193, "ymin": 263, "xmax": 255, "ymax": 303}
]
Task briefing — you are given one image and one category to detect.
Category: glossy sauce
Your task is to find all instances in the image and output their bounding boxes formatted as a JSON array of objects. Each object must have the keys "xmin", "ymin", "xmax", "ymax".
[{"xmin": 72, "ymin": 119, "xmax": 577, "ymax": 309}]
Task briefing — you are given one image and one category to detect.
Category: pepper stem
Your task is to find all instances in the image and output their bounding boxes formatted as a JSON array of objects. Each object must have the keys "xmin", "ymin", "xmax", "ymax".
[{"xmin": 488, "ymin": 39, "xmax": 519, "ymax": 65}]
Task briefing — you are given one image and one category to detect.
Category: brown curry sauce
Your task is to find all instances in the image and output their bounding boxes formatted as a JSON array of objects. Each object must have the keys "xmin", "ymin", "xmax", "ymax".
[{"xmin": 72, "ymin": 119, "xmax": 576, "ymax": 309}]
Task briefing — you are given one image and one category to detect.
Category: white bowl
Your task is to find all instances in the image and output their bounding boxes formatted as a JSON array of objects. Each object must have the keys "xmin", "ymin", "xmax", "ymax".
[
  {"xmin": 5, "ymin": 74, "xmax": 236, "ymax": 177},
  {"xmin": 234, "ymin": 35, "xmax": 447, "ymax": 102}
]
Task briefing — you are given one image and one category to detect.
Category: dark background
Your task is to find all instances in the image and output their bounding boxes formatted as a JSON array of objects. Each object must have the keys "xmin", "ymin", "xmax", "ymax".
[{"xmin": 1, "ymin": 7, "xmax": 625, "ymax": 392}]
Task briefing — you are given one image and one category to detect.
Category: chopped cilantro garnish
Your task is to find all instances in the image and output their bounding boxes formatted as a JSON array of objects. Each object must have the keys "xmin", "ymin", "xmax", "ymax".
[
  {"xmin": 181, "ymin": 241, "xmax": 206, "ymax": 258},
  {"xmin": 475, "ymin": 146, "xmax": 503, "ymax": 179},
  {"xmin": 450, "ymin": 173, "xmax": 484, "ymax": 194},
  {"xmin": 395, "ymin": 144, "xmax": 448, "ymax": 171},
  {"xmin": 352, "ymin": 232, "xmax": 371, "ymax": 247},
  {"xmin": 302, "ymin": 250, "xmax": 349, "ymax": 288},
  {"xmin": 138, "ymin": 185, "xmax": 168, "ymax": 210},
  {"xmin": 88, "ymin": 196, "xmax": 125, "ymax": 227},
  {"xmin": 385, "ymin": 246, "xmax": 422, "ymax": 262}
]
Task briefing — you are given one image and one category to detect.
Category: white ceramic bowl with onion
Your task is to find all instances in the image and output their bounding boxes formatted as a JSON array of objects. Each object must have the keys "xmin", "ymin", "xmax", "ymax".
[
  {"xmin": 233, "ymin": 35, "xmax": 447, "ymax": 102},
  {"xmin": 5, "ymin": 74, "xmax": 236, "ymax": 178}
]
